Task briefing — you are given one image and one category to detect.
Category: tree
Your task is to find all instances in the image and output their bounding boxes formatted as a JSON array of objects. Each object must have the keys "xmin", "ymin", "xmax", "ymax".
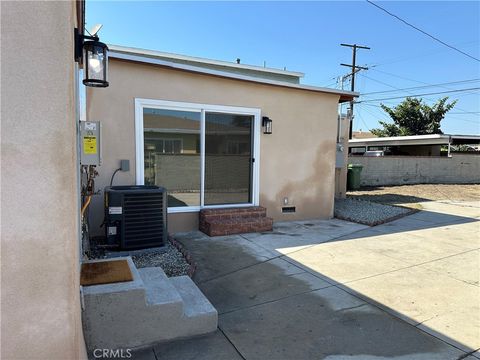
[{"xmin": 370, "ymin": 97, "xmax": 457, "ymax": 137}]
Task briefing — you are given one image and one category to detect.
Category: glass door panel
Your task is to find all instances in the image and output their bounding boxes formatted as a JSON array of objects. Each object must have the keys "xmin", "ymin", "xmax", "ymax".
[
  {"xmin": 204, "ymin": 112, "xmax": 253, "ymax": 205},
  {"xmin": 143, "ymin": 108, "xmax": 201, "ymax": 207}
]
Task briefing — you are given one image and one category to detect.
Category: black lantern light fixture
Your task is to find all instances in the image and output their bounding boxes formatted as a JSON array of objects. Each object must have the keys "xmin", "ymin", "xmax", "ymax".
[
  {"xmin": 75, "ymin": 26, "xmax": 109, "ymax": 88},
  {"xmin": 262, "ymin": 116, "xmax": 273, "ymax": 134}
]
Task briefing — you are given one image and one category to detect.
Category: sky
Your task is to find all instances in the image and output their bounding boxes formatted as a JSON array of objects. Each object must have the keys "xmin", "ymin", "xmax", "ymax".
[{"xmin": 86, "ymin": 1, "xmax": 480, "ymax": 135}]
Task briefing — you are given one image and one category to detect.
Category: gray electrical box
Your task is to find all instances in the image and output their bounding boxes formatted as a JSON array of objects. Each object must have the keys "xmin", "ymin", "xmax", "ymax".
[
  {"xmin": 335, "ymin": 143, "xmax": 345, "ymax": 168},
  {"xmin": 80, "ymin": 121, "xmax": 102, "ymax": 166}
]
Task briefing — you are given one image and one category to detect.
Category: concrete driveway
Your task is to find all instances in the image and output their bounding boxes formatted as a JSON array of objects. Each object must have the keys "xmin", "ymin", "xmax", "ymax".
[{"xmin": 135, "ymin": 200, "xmax": 479, "ymax": 360}]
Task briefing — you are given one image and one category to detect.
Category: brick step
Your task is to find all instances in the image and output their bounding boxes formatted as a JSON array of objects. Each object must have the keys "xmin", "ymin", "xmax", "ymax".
[
  {"xmin": 199, "ymin": 206, "xmax": 267, "ymax": 223},
  {"xmin": 200, "ymin": 216, "xmax": 273, "ymax": 237}
]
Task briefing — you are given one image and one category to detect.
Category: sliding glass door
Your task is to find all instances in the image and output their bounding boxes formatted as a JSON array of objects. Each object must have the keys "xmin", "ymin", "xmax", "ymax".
[
  {"xmin": 204, "ymin": 112, "xmax": 253, "ymax": 205},
  {"xmin": 135, "ymin": 99, "xmax": 259, "ymax": 212},
  {"xmin": 142, "ymin": 107, "xmax": 201, "ymax": 207}
]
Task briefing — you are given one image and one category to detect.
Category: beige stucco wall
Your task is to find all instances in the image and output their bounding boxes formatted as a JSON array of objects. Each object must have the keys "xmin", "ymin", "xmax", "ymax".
[
  {"xmin": 1, "ymin": 2, "xmax": 86, "ymax": 359},
  {"xmin": 87, "ymin": 59, "xmax": 341, "ymax": 233}
]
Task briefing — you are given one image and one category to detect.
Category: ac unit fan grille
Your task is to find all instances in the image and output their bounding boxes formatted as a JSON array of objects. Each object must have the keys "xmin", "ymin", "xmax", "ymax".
[{"xmin": 123, "ymin": 192, "xmax": 165, "ymax": 249}]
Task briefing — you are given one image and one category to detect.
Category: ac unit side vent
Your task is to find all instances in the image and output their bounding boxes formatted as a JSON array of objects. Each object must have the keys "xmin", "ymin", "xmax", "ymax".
[{"xmin": 104, "ymin": 185, "xmax": 167, "ymax": 250}]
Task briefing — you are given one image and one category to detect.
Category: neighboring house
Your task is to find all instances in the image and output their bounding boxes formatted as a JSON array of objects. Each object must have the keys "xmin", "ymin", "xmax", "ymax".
[
  {"xmin": 348, "ymin": 134, "xmax": 480, "ymax": 186},
  {"xmin": 352, "ymin": 130, "xmax": 377, "ymax": 139},
  {"xmin": 2, "ymin": 1, "xmax": 87, "ymax": 359},
  {"xmin": 87, "ymin": 45, "xmax": 357, "ymax": 233},
  {"xmin": 349, "ymin": 134, "xmax": 480, "ymax": 156}
]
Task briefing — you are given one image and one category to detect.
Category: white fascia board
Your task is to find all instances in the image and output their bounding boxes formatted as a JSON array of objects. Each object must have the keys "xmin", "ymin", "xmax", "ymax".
[
  {"xmin": 110, "ymin": 51, "xmax": 358, "ymax": 100},
  {"xmin": 349, "ymin": 134, "xmax": 450, "ymax": 147},
  {"xmin": 109, "ymin": 44, "xmax": 304, "ymax": 78}
]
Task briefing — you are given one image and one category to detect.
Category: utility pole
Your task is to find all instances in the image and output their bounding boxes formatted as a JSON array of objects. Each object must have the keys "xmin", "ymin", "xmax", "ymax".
[{"xmin": 340, "ymin": 43, "xmax": 370, "ymax": 139}]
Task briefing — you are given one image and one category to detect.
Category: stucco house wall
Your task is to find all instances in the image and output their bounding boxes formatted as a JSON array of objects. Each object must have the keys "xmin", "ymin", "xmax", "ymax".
[
  {"xmin": 1, "ymin": 2, "xmax": 86, "ymax": 359},
  {"xmin": 87, "ymin": 58, "xmax": 343, "ymax": 233}
]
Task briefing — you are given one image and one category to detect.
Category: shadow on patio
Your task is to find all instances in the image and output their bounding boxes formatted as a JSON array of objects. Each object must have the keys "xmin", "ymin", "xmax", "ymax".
[{"xmin": 139, "ymin": 205, "xmax": 479, "ymax": 360}]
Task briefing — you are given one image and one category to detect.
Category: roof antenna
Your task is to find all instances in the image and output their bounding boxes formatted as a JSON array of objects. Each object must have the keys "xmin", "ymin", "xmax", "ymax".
[
  {"xmin": 236, "ymin": 58, "xmax": 241, "ymax": 64},
  {"xmin": 89, "ymin": 24, "xmax": 103, "ymax": 37}
]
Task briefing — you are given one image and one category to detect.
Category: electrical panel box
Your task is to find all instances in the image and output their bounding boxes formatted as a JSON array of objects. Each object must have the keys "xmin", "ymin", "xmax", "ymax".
[
  {"xmin": 335, "ymin": 143, "xmax": 345, "ymax": 168},
  {"xmin": 80, "ymin": 121, "xmax": 101, "ymax": 166}
]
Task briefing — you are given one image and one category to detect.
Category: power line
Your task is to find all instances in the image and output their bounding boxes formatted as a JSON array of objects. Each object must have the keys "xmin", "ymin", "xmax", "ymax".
[
  {"xmin": 359, "ymin": 71, "xmax": 480, "ymax": 115},
  {"xmin": 361, "ymin": 78, "xmax": 480, "ymax": 96},
  {"xmin": 450, "ymin": 112, "xmax": 480, "ymax": 115},
  {"xmin": 355, "ymin": 87, "xmax": 480, "ymax": 103},
  {"xmin": 366, "ymin": 0, "xmax": 480, "ymax": 62},
  {"xmin": 355, "ymin": 109, "xmax": 372, "ymax": 131},
  {"xmin": 369, "ymin": 41, "xmax": 478, "ymax": 68},
  {"xmin": 360, "ymin": 103, "xmax": 480, "ymax": 115},
  {"xmin": 356, "ymin": 103, "xmax": 479, "ymax": 125}
]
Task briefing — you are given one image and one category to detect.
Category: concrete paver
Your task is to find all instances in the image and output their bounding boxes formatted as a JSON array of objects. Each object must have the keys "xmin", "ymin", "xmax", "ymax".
[
  {"xmin": 175, "ymin": 232, "xmax": 277, "ymax": 282},
  {"xmin": 340, "ymin": 265, "xmax": 480, "ymax": 351},
  {"xmin": 420, "ymin": 201, "xmax": 480, "ymax": 218},
  {"xmin": 286, "ymin": 239, "xmax": 409, "ymax": 284},
  {"xmin": 369, "ymin": 216, "xmax": 446, "ymax": 234},
  {"xmin": 420, "ymin": 249, "xmax": 479, "ymax": 286},
  {"xmin": 154, "ymin": 200, "xmax": 478, "ymax": 359},
  {"xmin": 352, "ymin": 231, "xmax": 473, "ymax": 265},
  {"xmin": 219, "ymin": 286, "xmax": 463, "ymax": 360},
  {"xmin": 199, "ymin": 257, "xmax": 331, "ymax": 314},
  {"xmin": 153, "ymin": 331, "xmax": 243, "ymax": 360},
  {"xmin": 403, "ymin": 224, "xmax": 480, "ymax": 251},
  {"xmin": 241, "ymin": 219, "xmax": 368, "ymax": 255},
  {"xmin": 129, "ymin": 347, "xmax": 156, "ymax": 360}
]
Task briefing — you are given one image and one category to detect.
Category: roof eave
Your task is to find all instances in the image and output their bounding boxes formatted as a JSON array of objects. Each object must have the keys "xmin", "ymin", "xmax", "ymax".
[
  {"xmin": 108, "ymin": 44, "xmax": 305, "ymax": 78},
  {"xmin": 109, "ymin": 52, "xmax": 359, "ymax": 101}
]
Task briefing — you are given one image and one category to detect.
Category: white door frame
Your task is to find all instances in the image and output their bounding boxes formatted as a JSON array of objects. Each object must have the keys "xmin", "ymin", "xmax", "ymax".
[{"xmin": 134, "ymin": 98, "xmax": 261, "ymax": 213}]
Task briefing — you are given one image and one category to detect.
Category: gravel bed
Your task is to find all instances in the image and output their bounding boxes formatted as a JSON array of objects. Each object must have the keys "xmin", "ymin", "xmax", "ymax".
[
  {"xmin": 335, "ymin": 198, "xmax": 413, "ymax": 226},
  {"xmin": 131, "ymin": 244, "xmax": 191, "ymax": 277},
  {"xmin": 88, "ymin": 240, "xmax": 191, "ymax": 277}
]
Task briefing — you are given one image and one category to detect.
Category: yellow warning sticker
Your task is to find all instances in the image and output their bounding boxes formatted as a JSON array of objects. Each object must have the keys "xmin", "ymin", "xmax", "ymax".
[{"xmin": 83, "ymin": 136, "xmax": 97, "ymax": 155}]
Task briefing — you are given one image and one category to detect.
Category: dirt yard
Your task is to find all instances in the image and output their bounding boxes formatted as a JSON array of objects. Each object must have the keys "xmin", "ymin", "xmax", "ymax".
[{"xmin": 348, "ymin": 184, "xmax": 480, "ymax": 209}]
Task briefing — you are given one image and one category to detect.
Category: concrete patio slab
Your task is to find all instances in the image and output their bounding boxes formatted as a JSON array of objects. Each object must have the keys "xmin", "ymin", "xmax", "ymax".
[
  {"xmin": 162, "ymin": 202, "xmax": 477, "ymax": 358},
  {"xmin": 293, "ymin": 218, "xmax": 370, "ymax": 237},
  {"xmin": 420, "ymin": 249, "xmax": 479, "ymax": 286},
  {"xmin": 408, "ymin": 224, "xmax": 480, "ymax": 251},
  {"xmin": 175, "ymin": 231, "xmax": 277, "ymax": 282},
  {"xmin": 353, "ymin": 231, "xmax": 473, "ymax": 265},
  {"xmin": 416, "ymin": 309, "xmax": 480, "ymax": 353},
  {"xmin": 408, "ymin": 210, "xmax": 477, "ymax": 225},
  {"xmin": 369, "ymin": 216, "xmax": 449, "ymax": 234},
  {"xmin": 420, "ymin": 201, "xmax": 480, "ymax": 218},
  {"xmin": 129, "ymin": 347, "xmax": 157, "ymax": 360},
  {"xmin": 241, "ymin": 219, "xmax": 369, "ymax": 255},
  {"xmin": 199, "ymin": 257, "xmax": 331, "ymax": 314},
  {"xmin": 219, "ymin": 286, "xmax": 464, "ymax": 360},
  {"xmin": 153, "ymin": 331, "xmax": 243, "ymax": 360},
  {"xmin": 340, "ymin": 266, "xmax": 480, "ymax": 351},
  {"xmin": 285, "ymin": 240, "xmax": 409, "ymax": 284}
]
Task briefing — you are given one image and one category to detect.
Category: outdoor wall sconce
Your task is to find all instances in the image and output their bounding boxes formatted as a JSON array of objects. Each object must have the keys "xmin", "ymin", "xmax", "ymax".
[
  {"xmin": 262, "ymin": 116, "xmax": 273, "ymax": 134},
  {"xmin": 75, "ymin": 27, "xmax": 109, "ymax": 88}
]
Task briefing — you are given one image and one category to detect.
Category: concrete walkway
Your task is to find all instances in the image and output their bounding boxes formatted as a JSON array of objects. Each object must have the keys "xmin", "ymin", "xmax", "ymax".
[{"xmin": 134, "ymin": 201, "xmax": 479, "ymax": 360}]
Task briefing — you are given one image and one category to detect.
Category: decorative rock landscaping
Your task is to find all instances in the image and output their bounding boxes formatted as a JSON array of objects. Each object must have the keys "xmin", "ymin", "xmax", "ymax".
[{"xmin": 335, "ymin": 198, "xmax": 414, "ymax": 226}]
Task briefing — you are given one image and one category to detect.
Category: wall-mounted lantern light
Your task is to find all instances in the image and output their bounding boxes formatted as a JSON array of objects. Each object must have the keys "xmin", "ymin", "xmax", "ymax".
[
  {"xmin": 262, "ymin": 116, "xmax": 273, "ymax": 134},
  {"xmin": 75, "ymin": 27, "xmax": 109, "ymax": 88}
]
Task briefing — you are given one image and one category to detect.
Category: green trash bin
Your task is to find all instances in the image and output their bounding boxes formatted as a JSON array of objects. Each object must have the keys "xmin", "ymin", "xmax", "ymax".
[{"xmin": 347, "ymin": 164, "xmax": 363, "ymax": 190}]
